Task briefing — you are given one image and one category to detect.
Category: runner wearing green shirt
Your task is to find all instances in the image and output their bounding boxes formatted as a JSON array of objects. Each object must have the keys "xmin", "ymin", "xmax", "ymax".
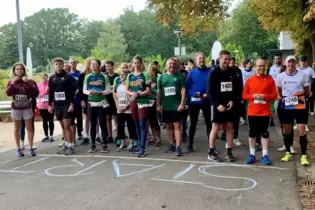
[
  {"xmin": 126, "ymin": 56, "xmax": 151, "ymax": 157},
  {"xmin": 157, "ymin": 58, "xmax": 186, "ymax": 156},
  {"xmin": 83, "ymin": 59, "xmax": 111, "ymax": 153}
]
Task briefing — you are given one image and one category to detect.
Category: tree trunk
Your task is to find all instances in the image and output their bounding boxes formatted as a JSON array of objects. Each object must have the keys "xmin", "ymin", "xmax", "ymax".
[{"xmin": 309, "ymin": 34, "xmax": 315, "ymax": 67}]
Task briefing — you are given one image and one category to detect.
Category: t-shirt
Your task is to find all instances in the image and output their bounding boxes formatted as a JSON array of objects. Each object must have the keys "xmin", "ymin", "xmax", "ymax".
[
  {"xmin": 84, "ymin": 73, "xmax": 110, "ymax": 102},
  {"xmin": 69, "ymin": 70, "xmax": 81, "ymax": 104},
  {"xmin": 157, "ymin": 72, "xmax": 185, "ymax": 111},
  {"xmin": 269, "ymin": 65, "xmax": 281, "ymax": 83},
  {"xmin": 126, "ymin": 72, "xmax": 150, "ymax": 104},
  {"xmin": 115, "ymin": 79, "xmax": 131, "ymax": 114},
  {"xmin": 276, "ymin": 70, "xmax": 309, "ymax": 110},
  {"xmin": 241, "ymin": 69, "xmax": 255, "ymax": 86},
  {"xmin": 297, "ymin": 67, "xmax": 315, "ymax": 84}
]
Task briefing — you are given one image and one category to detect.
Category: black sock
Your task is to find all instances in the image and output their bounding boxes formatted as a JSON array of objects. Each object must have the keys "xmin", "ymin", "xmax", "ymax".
[
  {"xmin": 289, "ymin": 128, "xmax": 294, "ymax": 146},
  {"xmin": 227, "ymin": 148, "xmax": 232, "ymax": 155},
  {"xmin": 283, "ymin": 134, "xmax": 291, "ymax": 153},
  {"xmin": 208, "ymin": 148, "xmax": 215, "ymax": 155},
  {"xmin": 300, "ymin": 135, "xmax": 307, "ymax": 155}
]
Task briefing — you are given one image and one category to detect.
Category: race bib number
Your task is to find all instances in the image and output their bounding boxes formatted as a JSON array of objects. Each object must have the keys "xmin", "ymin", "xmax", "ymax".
[
  {"xmin": 101, "ymin": 100, "xmax": 109, "ymax": 108},
  {"xmin": 41, "ymin": 95, "xmax": 49, "ymax": 102},
  {"xmin": 191, "ymin": 97, "xmax": 201, "ymax": 102},
  {"xmin": 118, "ymin": 99, "xmax": 127, "ymax": 107},
  {"xmin": 221, "ymin": 82, "xmax": 232, "ymax": 92},
  {"xmin": 148, "ymin": 100, "xmax": 155, "ymax": 107},
  {"xmin": 14, "ymin": 94, "xmax": 28, "ymax": 107},
  {"xmin": 55, "ymin": 92, "xmax": 65, "ymax": 101},
  {"xmin": 284, "ymin": 96, "xmax": 298, "ymax": 106},
  {"xmin": 164, "ymin": 87, "xmax": 176, "ymax": 96},
  {"xmin": 137, "ymin": 103, "xmax": 149, "ymax": 109},
  {"xmin": 254, "ymin": 99, "xmax": 266, "ymax": 104}
]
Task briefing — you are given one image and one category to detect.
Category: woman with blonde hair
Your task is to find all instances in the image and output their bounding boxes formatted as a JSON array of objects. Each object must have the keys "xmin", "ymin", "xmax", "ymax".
[{"xmin": 6, "ymin": 63, "xmax": 39, "ymax": 157}]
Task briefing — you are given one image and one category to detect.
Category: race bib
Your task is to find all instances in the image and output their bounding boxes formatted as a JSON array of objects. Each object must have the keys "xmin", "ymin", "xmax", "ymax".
[
  {"xmin": 164, "ymin": 86, "xmax": 176, "ymax": 96},
  {"xmin": 118, "ymin": 99, "xmax": 127, "ymax": 107},
  {"xmin": 254, "ymin": 99, "xmax": 266, "ymax": 104},
  {"xmin": 101, "ymin": 100, "xmax": 109, "ymax": 108},
  {"xmin": 191, "ymin": 97, "xmax": 201, "ymax": 102},
  {"xmin": 148, "ymin": 100, "xmax": 155, "ymax": 107},
  {"xmin": 137, "ymin": 103, "xmax": 149, "ymax": 109},
  {"xmin": 221, "ymin": 82, "xmax": 232, "ymax": 92},
  {"xmin": 41, "ymin": 95, "xmax": 49, "ymax": 102},
  {"xmin": 14, "ymin": 94, "xmax": 28, "ymax": 107},
  {"xmin": 284, "ymin": 96, "xmax": 298, "ymax": 106},
  {"xmin": 55, "ymin": 92, "xmax": 65, "ymax": 101}
]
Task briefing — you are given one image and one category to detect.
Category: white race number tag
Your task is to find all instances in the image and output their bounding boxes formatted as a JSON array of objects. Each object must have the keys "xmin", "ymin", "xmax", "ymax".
[
  {"xmin": 284, "ymin": 96, "xmax": 298, "ymax": 106},
  {"xmin": 148, "ymin": 100, "xmax": 155, "ymax": 107},
  {"xmin": 14, "ymin": 94, "xmax": 28, "ymax": 107},
  {"xmin": 41, "ymin": 95, "xmax": 49, "ymax": 102},
  {"xmin": 254, "ymin": 99, "xmax": 266, "ymax": 104},
  {"xmin": 164, "ymin": 86, "xmax": 176, "ymax": 96},
  {"xmin": 220, "ymin": 82, "xmax": 232, "ymax": 92},
  {"xmin": 191, "ymin": 97, "xmax": 201, "ymax": 102},
  {"xmin": 101, "ymin": 100, "xmax": 109, "ymax": 108},
  {"xmin": 137, "ymin": 103, "xmax": 149, "ymax": 109},
  {"xmin": 118, "ymin": 99, "xmax": 127, "ymax": 107},
  {"xmin": 55, "ymin": 92, "xmax": 66, "ymax": 101}
]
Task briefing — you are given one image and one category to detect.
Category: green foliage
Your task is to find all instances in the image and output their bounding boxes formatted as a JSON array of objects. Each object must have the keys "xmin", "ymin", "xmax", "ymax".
[
  {"xmin": 222, "ymin": 43, "xmax": 245, "ymax": 63},
  {"xmin": 145, "ymin": 54, "xmax": 166, "ymax": 71}
]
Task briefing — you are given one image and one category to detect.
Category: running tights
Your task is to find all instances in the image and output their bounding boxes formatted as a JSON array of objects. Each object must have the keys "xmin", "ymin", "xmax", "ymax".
[
  {"xmin": 39, "ymin": 109, "xmax": 54, "ymax": 136},
  {"xmin": 88, "ymin": 106, "xmax": 108, "ymax": 145}
]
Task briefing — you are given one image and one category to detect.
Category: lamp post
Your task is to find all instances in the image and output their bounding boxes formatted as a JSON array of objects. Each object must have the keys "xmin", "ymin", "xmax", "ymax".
[
  {"xmin": 174, "ymin": 29, "xmax": 185, "ymax": 59},
  {"xmin": 16, "ymin": 0, "xmax": 24, "ymax": 62}
]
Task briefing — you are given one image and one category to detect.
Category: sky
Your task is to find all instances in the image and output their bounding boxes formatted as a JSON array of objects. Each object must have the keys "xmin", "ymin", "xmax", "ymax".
[{"xmin": 0, "ymin": 0, "xmax": 240, "ymax": 27}]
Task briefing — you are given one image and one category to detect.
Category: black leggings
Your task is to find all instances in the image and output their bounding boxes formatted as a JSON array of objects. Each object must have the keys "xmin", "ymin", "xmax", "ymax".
[
  {"xmin": 39, "ymin": 109, "xmax": 54, "ymax": 136},
  {"xmin": 277, "ymin": 100, "xmax": 294, "ymax": 146},
  {"xmin": 148, "ymin": 104, "xmax": 160, "ymax": 131},
  {"xmin": 88, "ymin": 105, "xmax": 108, "ymax": 145},
  {"xmin": 117, "ymin": 113, "xmax": 137, "ymax": 139}
]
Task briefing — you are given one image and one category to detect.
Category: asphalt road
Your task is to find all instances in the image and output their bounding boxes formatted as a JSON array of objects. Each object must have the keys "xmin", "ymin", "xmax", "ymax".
[{"xmin": 0, "ymin": 121, "xmax": 301, "ymax": 210}]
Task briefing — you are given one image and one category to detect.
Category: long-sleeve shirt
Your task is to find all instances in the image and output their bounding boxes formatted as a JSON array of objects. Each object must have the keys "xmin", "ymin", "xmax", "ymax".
[
  {"xmin": 37, "ymin": 81, "xmax": 49, "ymax": 110},
  {"xmin": 207, "ymin": 66, "xmax": 239, "ymax": 107},
  {"xmin": 242, "ymin": 75, "xmax": 277, "ymax": 116},
  {"xmin": 78, "ymin": 73, "xmax": 87, "ymax": 103},
  {"xmin": 6, "ymin": 79, "xmax": 39, "ymax": 110},
  {"xmin": 231, "ymin": 66, "xmax": 243, "ymax": 102},
  {"xmin": 48, "ymin": 71, "xmax": 77, "ymax": 108},
  {"xmin": 186, "ymin": 66, "xmax": 211, "ymax": 104}
]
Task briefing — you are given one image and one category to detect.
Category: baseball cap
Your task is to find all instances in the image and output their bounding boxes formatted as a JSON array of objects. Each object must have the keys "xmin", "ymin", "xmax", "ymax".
[
  {"xmin": 285, "ymin": 55, "xmax": 296, "ymax": 62},
  {"xmin": 300, "ymin": 55, "xmax": 308, "ymax": 61}
]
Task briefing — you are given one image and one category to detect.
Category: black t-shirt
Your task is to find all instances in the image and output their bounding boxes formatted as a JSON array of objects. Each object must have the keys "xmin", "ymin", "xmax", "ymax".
[{"xmin": 106, "ymin": 72, "xmax": 119, "ymax": 85}]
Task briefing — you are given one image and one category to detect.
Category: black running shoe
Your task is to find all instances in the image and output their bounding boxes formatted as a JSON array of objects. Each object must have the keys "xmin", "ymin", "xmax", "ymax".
[
  {"xmin": 95, "ymin": 137, "xmax": 102, "ymax": 145},
  {"xmin": 89, "ymin": 144, "xmax": 97, "ymax": 153},
  {"xmin": 226, "ymin": 153, "xmax": 236, "ymax": 162},
  {"xmin": 101, "ymin": 144, "xmax": 109, "ymax": 153},
  {"xmin": 80, "ymin": 138, "xmax": 90, "ymax": 145},
  {"xmin": 107, "ymin": 136, "xmax": 114, "ymax": 144},
  {"xmin": 207, "ymin": 153, "xmax": 222, "ymax": 162},
  {"xmin": 165, "ymin": 144, "xmax": 175, "ymax": 153}
]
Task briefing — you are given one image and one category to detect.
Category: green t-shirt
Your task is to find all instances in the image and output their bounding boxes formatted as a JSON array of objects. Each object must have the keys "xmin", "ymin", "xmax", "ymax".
[
  {"xmin": 84, "ymin": 73, "xmax": 110, "ymax": 102},
  {"xmin": 149, "ymin": 76, "xmax": 158, "ymax": 100},
  {"xmin": 126, "ymin": 72, "xmax": 150, "ymax": 104},
  {"xmin": 158, "ymin": 72, "xmax": 185, "ymax": 111}
]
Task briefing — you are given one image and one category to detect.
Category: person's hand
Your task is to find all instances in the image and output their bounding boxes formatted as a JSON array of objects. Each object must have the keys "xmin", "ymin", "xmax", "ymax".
[
  {"xmin": 156, "ymin": 105, "xmax": 162, "ymax": 112},
  {"xmin": 277, "ymin": 95, "xmax": 282, "ymax": 100},
  {"xmin": 185, "ymin": 105, "xmax": 189, "ymax": 110},
  {"xmin": 202, "ymin": 93, "xmax": 208, "ymax": 99},
  {"xmin": 217, "ymin": 105, "xmax": 225, "ymax": 112},
  {"xmin": 226, "ymin": 101, "xmax": 233, "ymax": 110},
  {"xmin": 177, "ymin": 104, "xmax": 184, "ymax": 112},
  {"xmin": 130, "ymin": 92, "xmax": 139, "ymax": 102},
  {"xmin": 11, "ymin": 76, "xmax": 20, "ymax": 84},
  {"xmin": 118, "ymin": 107, "xmax": 124, "ymax": 112},
  {"xmin": 48, "ymin": 105, "xmax": 54, "ymax": 113},
  {"xmin": 259, "ymin": 94, "xmax": 264, "ymax": 100},
  {"xmin": 81, "ymin": 101, "xmax": 86, "ymax": 108},
  {"xmin": 253, "ymin": 94, "xmax": 259, "ymax": 99},
  {"xmin": 22, "ymin": 76, "xmax": 28, "ymax": 82},
  {"xmin": 68, "ymin": 104, "xmax": 74, "ymax": 112}
]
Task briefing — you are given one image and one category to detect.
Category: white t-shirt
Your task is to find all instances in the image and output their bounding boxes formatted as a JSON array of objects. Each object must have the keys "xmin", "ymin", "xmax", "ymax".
[
  {"xmin": 297, "ymin": 66, "xmax": 315, "ymax": 83},
  {"xmin": 241, "ymin": 69, "xmax": 255, "ymax": 86},
  {"xmin": 116, "ymin": 83, "xmax": 131, "ymax": 114},
  {"xmin": 276, "ymin": 70, "xmax": 309, "ymax": 97},
  {"xmin": 269, "ymin": 65, "xmax": 281, "ymax": 83}
]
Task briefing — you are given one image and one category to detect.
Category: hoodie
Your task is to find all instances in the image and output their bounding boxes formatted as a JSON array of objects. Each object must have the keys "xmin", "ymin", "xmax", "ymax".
[
  {"xmin": 37, "ymin": 81, "xmax": 50, "ymax": 110},
  {"xmin": 186, "ymin": 66, "xmax": 211, "ymax": 104}
]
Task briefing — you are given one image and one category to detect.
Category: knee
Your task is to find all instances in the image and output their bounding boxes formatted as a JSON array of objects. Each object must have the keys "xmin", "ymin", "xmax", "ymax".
[
  {"xmin": 225, "ymin": 123, "xmax": 233, "ymax": 131},
  {"xmin": 211, "ymin": 124, "xmax": 220, "ymax": 132},
  {"xmin": 261, "ymin": 131, "xmax": 269, "ymax": 138},
  {"xmin": 249, "ymin": 130, "xmax": 256, "ymax": 138},
  {"xmin": 64, "ymin": 123, "xmax": 71, "ymax": 131},
  {"xmin": 166, "ymin": 123, "xmax": 174, "ymax": 130},
  {"xmin": 174, "ymin": 123, "xmax": 181, "ymax": 130}
]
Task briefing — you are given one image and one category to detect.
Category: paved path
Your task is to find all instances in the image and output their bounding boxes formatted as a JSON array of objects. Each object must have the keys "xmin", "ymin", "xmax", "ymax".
[{"xmin": 0, "ymin": 120, "xmax": 301, "ymax": 210}]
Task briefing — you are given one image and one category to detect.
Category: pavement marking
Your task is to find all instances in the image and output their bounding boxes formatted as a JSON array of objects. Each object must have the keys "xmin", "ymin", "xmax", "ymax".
[
  {"xmin": 10, "ymin": 157, "xmax": 49, "ymax": 171},
  {"xmin": 173, "ymin": 164, "xmax": 194, "ymax": 180},
  {"xmin": 37, "ymin": 154, "xmax": 290, "ymax": 170}
]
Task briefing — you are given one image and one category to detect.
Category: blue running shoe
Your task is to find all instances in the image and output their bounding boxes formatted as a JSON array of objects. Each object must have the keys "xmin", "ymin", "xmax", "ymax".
[
  {"xmin": 28, "ymin": 148, "xmax": 36, "ymax": 157},
  {"xmin": 261, "ymin": 155, "xmax": 272, "ymax": 165},
  {"xmin": 175, "ymin": 146, "xmax": 183, "ymax": 156},
  {"xmin": 247, "ymin": 154, "xmax": 256, "ymax": 164},
  {"xmin": 136, "ymin": 148, "xmax": 146, "ymax": 158},
  {"xmin": 16, "ymin": 148, "xmax": 24, "ymax": 157}
]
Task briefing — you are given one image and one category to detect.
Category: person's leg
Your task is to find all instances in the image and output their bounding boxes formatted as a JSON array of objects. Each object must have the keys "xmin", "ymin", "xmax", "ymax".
[
  {"xmin": 126, "ymin": 114, "xmax": 136, "ymax": 146},
  {"xmin": 70, "ymin": 115, "xmax": 76, "ymax": 145},
  {"xmin": 89, "ymin": 106, "xmax": 97, "ymax": 151},
  {"xmin": 166, "ymin": 123, "xmax": 175, "ymax": 145},
  {"xmin": 75, "ymin": 104, "xmax": 83, "ymax": 138},
  {"xmin": 305, "ymin": 98, "xmax": 310, "ymax": 125},
  {"xmin": 116, "ymin": 113, "xmax": 126, "ymax": 151},
  {"xmin": 261, "ymin": 116, "xmax": 272, "ymax": 164},
  {"xmin": 247, "ymin": 116, "xmax": 257, "ymax": 164},
  {"xmin": 201, "ymin": 103, "xmax": 212, "ymax": 139},
  {"xmin": 138, "ymin": 107, "xmax": 148, "ymax": 155},
  {"xmin": 225, "ymin": 121, "xmax": 235, "ymax": 161},
  {"xmin": 48, "ymin": 112, "xmax": 55, "ymax": 138},
  {"xmin": 310, "ymin": 95, "xmax": 314, "ymax": 114},
  {"xmin": 106, "ymin": 114, "xmax": 114, "ymax": 143},
  {"xmin": 188, "ymin": 104, "xmax": 200, "ymax": 150},
  {"xmin": 20, "ymin": 119, "xmax": 25, "ymax": 149},
  {"xmin": 25, "ymin": 119, "xmax": 34, "ymax": 149},
  {"xmin": 148, "ymin": 105, "xmax": 161, "ymax": 144},
  {"xmin": 98, "ymin": 107, "xmax": 108, "ymax": 151},
  {"xmin": 296, "ymin": 110, "xmax": 309, "ymax": 165},
  {"xmin": 13, "ymin": 119, "xmax": 21, "ymax": 149},
  {"xmin": 40, "ymin": 109, "xmax": 49, "ymax": 139},
  {"xmin": 130, "ymin": 102, "xmax": 141, "ymax": 150},
  {"xmin": 181, "ymin": 109, "xmax": 188, "ymax": 142}
]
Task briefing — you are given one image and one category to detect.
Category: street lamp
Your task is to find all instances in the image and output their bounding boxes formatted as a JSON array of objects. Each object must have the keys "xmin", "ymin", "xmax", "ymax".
[
  {"xmin": 16, "ymin": 0, "xmax": 23, "ymax": 62},
  {"xmin": 174, "ymin": 29, "xmax": 185, "ymax": 59}
]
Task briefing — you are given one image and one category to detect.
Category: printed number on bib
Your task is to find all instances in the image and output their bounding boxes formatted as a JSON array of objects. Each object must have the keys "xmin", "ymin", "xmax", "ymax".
[
  {"xmin": 118, "ymin": 99, "xmax": 127, "ymax": 106},
  {"xmin": 41, "ymin": 95, "xmax": 49, "ymax": 102},
  {"xmin": 101, "ymin": 100, "xmax": 109, "ymax": 108},
  {"xmin": 191, "ymin": 97, "xmax": 201, "ymax": 102},
  {"xmin": 55, "ymin": 92, "xmax": 65, "ymax": 101},
  {"xmin": 285, "ymin": 96, "xmax": 298, "ymax": 106},
  {"xmin": 221, "ymin": 82, "xmax": 232, "ymax": 92},
  {"xmin": 164, "ymin": 87, "xmax": 176, "ymax": 96},
  {"xmin": 148, "ymin": 100, "xmax": 155, "ymax": 107},
  {"xmin": 254, "ymin": 99, "xmax": 266, "ymax": 104},
  {"xmin": 137, "ymin": 103, "xmax": 149, "ymax": 109},
  {"xmin": 14, "ymin": 94, "xmax": 28, "ymax": 107}
]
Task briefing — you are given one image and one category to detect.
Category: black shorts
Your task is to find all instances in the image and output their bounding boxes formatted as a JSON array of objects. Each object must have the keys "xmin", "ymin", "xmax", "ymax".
[
  {"xmin": 55, "ymin": 107, "xmax": 73, "ymax": 121},
  {"xmin": 71, "ymin": 104, "xmax": 82, "ymax": 125},
  {"xmin": 248, "ymin": 116, "xmax": 270, "ymax": 138},
  {"xmin": 280, "ymin": 109, "xmax": 306, "ymax": 124},
  {"xmin": 107, "ymin": 94, "xmax": 117, "ymax": 115},
  {"xmin": 211, "ymin": 105, "xmax": 235, "ymax": 123},
  {"xmin": 162, "ymin": 110, "xmax": 182, "ymax": 123}
]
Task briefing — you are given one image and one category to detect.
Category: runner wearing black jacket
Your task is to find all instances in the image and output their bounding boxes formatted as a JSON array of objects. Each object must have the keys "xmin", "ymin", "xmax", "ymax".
[{"xmin": 207, "ymin": 50, "xmax": 240, "ymax": 162}]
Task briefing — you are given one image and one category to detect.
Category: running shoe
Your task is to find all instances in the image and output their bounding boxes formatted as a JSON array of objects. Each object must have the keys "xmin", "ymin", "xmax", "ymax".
[
  {"xmin": 101, "ymin": 144, "xmax": 109, "ymax": 153},
  {"xmin": 127, "ymin": 144, "xmax": 134, "ymax": 152},
  {"xmin": 270, "ymin": 120, "xmax": 275, "ymax": 127},
  {"xmin": 240, "ymin": 117, "xmax": 246, "ymax": 126},
  {"xmin": 293, "ymin": 125, "xmax": 297, "ymax": 130},
  {"xmin": 116, "ymin": 139, "xmax": 121, "ymax": 147},
  {"xmin": 261, "ymin": 155, "xmax": 272, "ymax": 165},
  {"xmin": 165, "ymin": 144, "xmax": 176, "ymax": 153},
  {"xmin": 277, "ymin": 145, "xmax": 286, "ymax": 152},
  {"xmin": 96, "ymin": 137, "xmax": 102, "ymax": 145},
  {"xmin": 117, "ymin": 144, "xmax": 126, "ymax": 152},
  {"xmin": 16, "ymin": 148, "xmax": 24, "ymax": 157},
  {"xmin": 281, "ymin": 152, "xmax": 292, "ymax": 162},
  {"xmin": 306, "ymin": 125, "xmax": 309, "ymax": 132},
  {"xmin": 187, "ymin": 144, "xmax": 195, "ymax": 153},
  {"xmin": 233, "ymin": 138, "xmax": 242, "ymax": 146},
  {"xmin": 59, "ymin": 141, "xmax": 65, "ymax": 147},
  {"xmin": 65, "ymin": 147, "xmax": 74, "ymax": 155},
  {"xmin": 20, "ymin": 141, "xmax": 25, "ymax": 150},
  {"xmin": 136, "ymin": 148, "xmax": 146, "ymax": 158},
  {"xmin": 77, "ymin": 134, "xmax": 83, "ymax": 140},
  {"xmin": 107, "ymin": 136, "xmax": 114, "ymax": 144},
  {"xmin": 28, "ymin": 148, "xmax": 36, "ymax": 157},
  {"xmin": 213, "ymin": 148, "xmax": 220, "ymax": 155},
  {"xmin": 301, "ymin": 155, "xmax": 309, "ymax": 166},
  {"xmin": 247, "ymin": 154, "xmax": 256, "ymax": 164},
  {"xmin": 175, "ymin": 146, "xmax": 183, "ymax": 156},
  {"xmin": 48, "ymin": 136, "xmax": 54, "ymax": 142},
  {"xmin": 290, "ymin": 146, "xmax": 296, "ymax": 154},
  {"xmin": 207, "ymin": 153, "xmax": 221, "ymax": 162},
  {"xmin": 41, "ymin": 136, "xmax": 49, "ymax": 142},
  {"xmin": 89, "ymin": 145, "xmax": 97, "ymax": 153},
  {"xmin": 58, "ymin": 145, "xmax": 67, "ymax": 154},
  {"xmin": 80, "ymin": 138, "xmax": 90, "ymax": 145},
  {"xmin": 310, "ymin": 112, "xmax": 314, "ymax": 116},
  {"xmin": 226, "ymin": 153, "xmax": 236, "ymax": 162},
  {"xmin": 155, "ymin": 139, "xmax": 162, "ymax": 146}
]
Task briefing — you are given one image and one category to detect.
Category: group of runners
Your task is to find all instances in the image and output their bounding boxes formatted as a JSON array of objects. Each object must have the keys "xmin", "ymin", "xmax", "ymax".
[{"xmin": 6, "ymin": 50, "xmax": 314, "ymax": 166}]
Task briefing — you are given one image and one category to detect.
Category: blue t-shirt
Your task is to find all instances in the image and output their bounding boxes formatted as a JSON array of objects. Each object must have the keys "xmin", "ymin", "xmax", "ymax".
[{"xmin": 69, "ymin": 70, "xmax": 81, "ymax": 104}]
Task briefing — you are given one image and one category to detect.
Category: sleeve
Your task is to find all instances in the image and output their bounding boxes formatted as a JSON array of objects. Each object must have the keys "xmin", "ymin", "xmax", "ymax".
[
  {"xmin": 144, "ymin": 72, "xmax": 150, "ymax": 86},
  {"xmin": 303, "ymin": 72, "xmax": 310, "ymax": 87},
  {"xmin": 207, "ymin": 70, "xmax": 219, "ymax": 106},
  {"xmin": 68, "ymin": 76, "xmax": 76, "ymax": 104},
  {"xmin": 311, "ymin": 68, "xmax": 315, "ymax": 79},
  {"xmin": 232, "ymin": 71, "xmax": 239, "ymax": 102},
  {"xmin": 185, "ymin": 71, "xmax": 194, "ymax": 97},
  {"xmin": 157, "ymin": 74, "xmax": 162, "ymax": 90},
  {"xmin": 113, "ymin": 77, "xmax": 118, "ymax": 93},
  {"xmin": 37, "ymin": 83, "xmax": 44, "ymax": 98},
  {"xmin": 83, "ymin": 74, "xmax": 91, "ymax": 95},
  {"xmin": 242, "ymin": 80, "xmax": 253, "ymax": 100},
  {"xmin": 275, "ymin": 74, "xmax": 282, "ymax": 88},
  {"xmin": 263, "ymin": 78, "xmax": 277, "ymax": 101},
  {"xmin": 48, "ymin": 77, "xmax": 54, "ymax": 106},
  {"xmin": 6, "ymin": 80, "xmax": 14, "ymax": 96},
  {"xmin": 101, "ymin": 75, "xmax": 111, "ymax": 95},
  {"xmin": 78, "ymin": 74, "xmax": 86, "ymax": 101},
  {"xmin": 29, "ymin": 80, "xmax": 39, "ymax": 97}
]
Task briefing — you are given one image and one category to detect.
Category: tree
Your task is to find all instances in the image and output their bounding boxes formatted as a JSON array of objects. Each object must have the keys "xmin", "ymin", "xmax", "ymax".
[
  {"xmin": 147, "ymin": 0, "xmax": 229, "ymax": 33},
  {"xmin": 0, "ymin": 23, "xmax": 19, "ymax": 68},
  {"xmin": 94, "ymin": 20, "xmax": 127, "ymax": 61},
  {"xmin": 218, "ymin": 0, "xmax": 278, "ymax": 57}
]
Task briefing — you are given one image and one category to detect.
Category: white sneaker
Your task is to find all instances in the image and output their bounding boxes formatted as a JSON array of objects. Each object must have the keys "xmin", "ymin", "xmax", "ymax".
[
  {"xmin": 306, "ymin": 125, "xmax": 309, "ymax": 132},
  {"xmin": 293, "ymin": 125, "xmax": 297, "ymax": 130},
  {"xmin": 277, "ymin": 145, "xmax": 286, "ymax": 152},
  {"xmin": 225, "ymin": 143, "xmax": 228, "ymax": 148},
  {"xmin": 233, "ymin": 138, "xmax": 242, "ymax": 146},
  {"xmin": 310, "ymin": 112, "xmax": 314, "ymax": 115},
  {"xmin": 20, "ymin": 141, "xmax": 25, "ymax": 150},
  {"xmin": 59, "ymin": 141, "xmax": 65, "ymax": 147},
  {"xmin": 290, "ymin": 146, "xmax": 296, "ymax": 154},
  {"xmin": 240, "ymin": 118, "xmax": 245, "ymax": 126}
]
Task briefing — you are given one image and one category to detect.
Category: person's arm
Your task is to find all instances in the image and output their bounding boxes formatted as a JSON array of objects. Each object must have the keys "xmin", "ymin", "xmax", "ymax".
[
  {"xmin": 100, "ymin": 75, "xmax": 112, "ymax": 95},
  {"xmin": 261, "ymin": 78, "xmax": 277, "ymax": 101},
  {"xmin": 156, "ymin": 75, "xmax": 162, "ymax": 107},
  {"xmin": 186, "ymin": 71, "xmax": 195, "ymax": 97},
  {"xmin": 242, "ymin": 80, "xmax": 252, "ymax": 100},
  {"xmin": 275, "ymin": 75, "xmax": 283, "ymax": 99},
  {"xmin": 125, "ymin": 74, "xmax": 133, "ymax": 96},
  {"xmin": 238, "ymin": 69, "xmax": 244, "ymax": 99},
  {"xmin": 139, "ymin": 73, "xmax": 150, "ymax": 97},
  {"xmin": 78, "ymin": 74, "xmax": 85, "ymax": 100},
  {"xmin": 28, "ymin": 80, "xmax": 39, "ymax": 98},
  {"xmin": 207, "ymin": 70, "xmax": 219, "ymax": 106},
  {"xmin": 6, "ymin": 80, "xmax": 15, "ymax": 96},
  {"xmin": 83, "ymin": 74, "xmax": 92, "ymax": 96},
  {"xmin": 48, "ymin": 77, "xmax": 54, "ymax": 106},
  {"xmin": 68, "ymin": 76, "xmax": 76, "ymax": 104}
]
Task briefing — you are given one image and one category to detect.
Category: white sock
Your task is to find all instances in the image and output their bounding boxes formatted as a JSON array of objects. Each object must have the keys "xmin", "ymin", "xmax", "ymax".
[
  {"xmin": 65, "ymin": 142, "xmax": 69, "ymax": 147},
  {"xmin": 96, "ymin": 134, "xmax": 99, "ymax": 138},
  {"xmin": 69, "ymin": 143, "xmax": 73, "ymax": 148},
  {"xmin": 263, "ymin": 149, "xmax": 268, "ymax": 156},
  {"xmin": 250, "ymin": 148, "xmax": 255, "ymax": 156}
]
